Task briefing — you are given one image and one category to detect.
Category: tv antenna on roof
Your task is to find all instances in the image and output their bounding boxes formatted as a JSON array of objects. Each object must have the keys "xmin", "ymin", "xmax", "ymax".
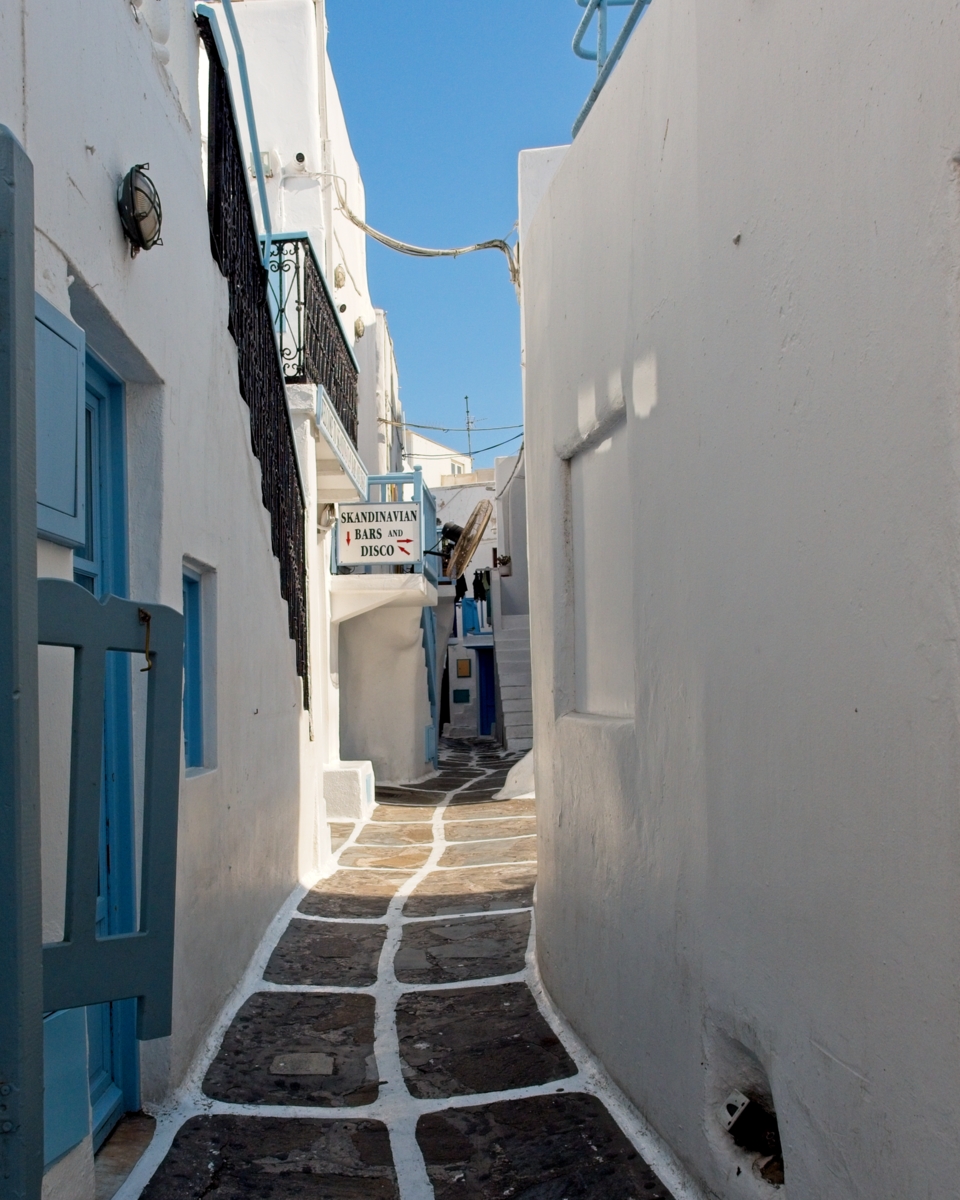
[{"xmin": 464, "ymin": 395, "xmax": 474, "ymax": 459}]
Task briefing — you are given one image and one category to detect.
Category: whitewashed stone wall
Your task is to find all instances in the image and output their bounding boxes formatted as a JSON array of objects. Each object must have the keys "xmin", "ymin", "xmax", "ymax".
[{"xmin": 521, "ymin": 1, "xmax": 960, "ymax": 1195}]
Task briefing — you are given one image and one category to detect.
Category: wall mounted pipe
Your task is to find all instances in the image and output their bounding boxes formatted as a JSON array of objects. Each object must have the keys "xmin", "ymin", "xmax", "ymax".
[{"xmin": 572, "ymin": 0, "xmax": 651, "ymax": 137}]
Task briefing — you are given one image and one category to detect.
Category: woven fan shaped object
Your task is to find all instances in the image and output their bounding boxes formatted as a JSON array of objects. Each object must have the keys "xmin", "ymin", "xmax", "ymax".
[{"xmin": 447, "ymin": 500, "xmax": 493, "ymax": 579}]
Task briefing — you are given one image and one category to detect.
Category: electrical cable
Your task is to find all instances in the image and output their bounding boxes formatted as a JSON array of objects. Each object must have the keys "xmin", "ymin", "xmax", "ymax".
[
  {"xmin": 380, "ymin": 418, "xmax": 523, "ymax": 434},
  {"xmin": 403, "ymin": 431, "xmax": 523, "ymax": 459},
  {"xmin": 495, "ymin": 443, "xmax": 525, "ymax": 500},
  {"xmin": 330, "ymin": 175, "xmax": 519, "ymax": 288}
]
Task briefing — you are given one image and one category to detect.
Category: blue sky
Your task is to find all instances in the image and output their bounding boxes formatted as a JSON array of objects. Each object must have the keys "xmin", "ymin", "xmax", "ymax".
[{"xmin": 325, "ymin": 1, "xmax": 601, "ymax": 467}]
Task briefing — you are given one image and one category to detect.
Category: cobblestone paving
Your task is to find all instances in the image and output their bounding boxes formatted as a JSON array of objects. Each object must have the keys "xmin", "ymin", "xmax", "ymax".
[{"xmin": 133, "ymin": 739, "xmax": 677, "ymax": 1200}]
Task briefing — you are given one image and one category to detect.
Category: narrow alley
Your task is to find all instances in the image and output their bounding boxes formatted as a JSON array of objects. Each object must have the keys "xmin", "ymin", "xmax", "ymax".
[{"xmin": 118, "ymin": 741, "xmax": 679, "ymax": 1199}]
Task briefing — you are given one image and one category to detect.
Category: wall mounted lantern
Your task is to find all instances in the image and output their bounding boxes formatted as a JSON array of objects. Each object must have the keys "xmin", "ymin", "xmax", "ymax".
[{"xmin": 117, "ymin": 164, "xmax": 163, "ymax": 257}]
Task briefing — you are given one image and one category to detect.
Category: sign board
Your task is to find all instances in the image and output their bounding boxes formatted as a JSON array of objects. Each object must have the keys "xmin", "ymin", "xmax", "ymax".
[{"xmin": 337, "ymin": 502, "xmax": 422, "ymax": 564}]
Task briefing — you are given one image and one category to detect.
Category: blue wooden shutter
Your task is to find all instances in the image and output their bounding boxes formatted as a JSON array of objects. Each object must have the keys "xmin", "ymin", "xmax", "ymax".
[
  {"xmin": 35, "ymin": 295, "xmax": 85, "ymax": 547},
  {"xmin": 43, "ymin": 1008, "xmax": 90, "ymax": 1166}
]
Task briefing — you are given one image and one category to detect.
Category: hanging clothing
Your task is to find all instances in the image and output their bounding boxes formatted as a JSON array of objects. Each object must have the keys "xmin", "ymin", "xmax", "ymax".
[
  {"xmin": 472, "ymin": 569, "xmax": 487, "ymax": 603},
  {"xmin": 455, "ymin": 573, "xmax": 468, "ymax": 602}
]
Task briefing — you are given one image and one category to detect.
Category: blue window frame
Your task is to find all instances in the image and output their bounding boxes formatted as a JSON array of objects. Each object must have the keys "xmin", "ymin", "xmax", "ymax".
[
  {"xmin": 74, "ymin": 356, "xmax": 139, "ymax": 1153},
  {"xmin": 182, "ymin": 570, "xmax": 203, "ymax": 768}
]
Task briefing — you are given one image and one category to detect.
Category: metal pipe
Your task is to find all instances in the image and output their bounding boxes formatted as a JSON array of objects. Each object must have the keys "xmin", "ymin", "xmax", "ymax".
[
  {"xmin": 572, "ymin": 0, "xmax": 650, "ymax": 137},
  {"xmin": 572, "ymin": 0, "xmax": 601, "ymax": 61}
]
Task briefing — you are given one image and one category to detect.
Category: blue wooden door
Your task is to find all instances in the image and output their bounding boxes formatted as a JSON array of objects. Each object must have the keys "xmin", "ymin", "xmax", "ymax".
[
  {"xmin": 476, "ymin": 647, "xmax": 496, "ymax": 737},
  {"xmin": 73, "ymin": 357, "xmax": 139, "ymax": 1149}
]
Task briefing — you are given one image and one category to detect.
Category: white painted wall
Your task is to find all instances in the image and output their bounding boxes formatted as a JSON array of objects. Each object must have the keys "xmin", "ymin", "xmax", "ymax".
[
  {"xmin": 338, "ymin": 606, "xmax": 433, "ymax": 784},
  {"xmin": 521, "ymin": 2, "xmax": 960, "ymax": 1195},
  {"xmin": 493, "ymin": 453, "xmax": 529, "ymax": 620},
  {"xmin": 232, "ymin": 0, "xmax": 435, "ymax": 809},
  {"xmin": 1, "ymin": 4, "xmax": 330, "ymax": 1192},
  {"xmin": 356, "ymin": 309, "xmax": 405, "ymax": 475}
]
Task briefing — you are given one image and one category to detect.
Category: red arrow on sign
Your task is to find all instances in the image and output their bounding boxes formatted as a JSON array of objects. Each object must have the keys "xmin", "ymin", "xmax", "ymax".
[{"xmin": 346, "ymin": 531, "xmax": 351, "ymax": 545}]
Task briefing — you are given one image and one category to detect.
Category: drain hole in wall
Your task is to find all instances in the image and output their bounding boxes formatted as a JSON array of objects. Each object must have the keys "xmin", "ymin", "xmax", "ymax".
[{"xmin": 721, "ymin": 1090, "xmax": 784, "ymax": 1185}]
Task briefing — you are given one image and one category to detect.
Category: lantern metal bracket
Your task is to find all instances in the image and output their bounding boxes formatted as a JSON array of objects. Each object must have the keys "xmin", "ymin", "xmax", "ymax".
[{"xmin": 116, "ymin": 163, "xmax": 163, "ymax": 257}]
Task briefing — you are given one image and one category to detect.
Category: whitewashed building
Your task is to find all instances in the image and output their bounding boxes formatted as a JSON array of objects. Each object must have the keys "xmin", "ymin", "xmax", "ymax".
[
  {"xmin": 520, "ymin": 1, "xmax": 960, "ymax": 1195},
  {"xmin": 223, "ymin": 0, "xmax": 441, "ymax": 789},
  {"xmin": 403, "ymin": 427, "xmax": 472, "ymax": 486},
  {"xmin": 0, "ymin": 1, "xmax": 433, "ymax": 1196},
  {"xmin": 490, "ymin": 451, "xmax": 532, "ymax": 751}
]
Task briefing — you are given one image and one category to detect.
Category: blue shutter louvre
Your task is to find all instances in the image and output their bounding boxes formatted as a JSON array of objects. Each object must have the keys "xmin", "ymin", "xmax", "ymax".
[
  {"xmin": 35, "ymin": 295, "xmax": 85, "ymax": 547},
  {"xmin": 43, "ymin": 1009, "xmax": 90, "ymax": 1166}
]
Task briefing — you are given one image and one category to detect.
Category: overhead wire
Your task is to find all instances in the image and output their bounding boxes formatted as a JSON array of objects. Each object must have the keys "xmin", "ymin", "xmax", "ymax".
[
  {"xmin": 313, "ymin": 170, "xmax": 524, "ymax": 458},
  {"xmin": 329, "ymin": 174, "xmax": 520, "ymax": 290},
  {"xmin": 402, "ymin": 431, "xmax": 523, "ymax": 459},
  {"xmin": 380, "ymin": 418, "xmax": 523, "ymax": 434},
  {"xmin": 495, "ymin": 443, "xmax": 525, "ymax": 499}
]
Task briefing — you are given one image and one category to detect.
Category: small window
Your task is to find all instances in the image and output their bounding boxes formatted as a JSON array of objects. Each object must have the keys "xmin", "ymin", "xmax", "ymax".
[
  {"xmin": 453, "ymin": 688, "xmax": 470, "ymax": 704},
  {"xmin": 182, "ymin": 570, "xmax": 203, "ymax": 768},
  {"xmin": 456, "ymin": 658, "xmax": 472, "ymax": 678}
]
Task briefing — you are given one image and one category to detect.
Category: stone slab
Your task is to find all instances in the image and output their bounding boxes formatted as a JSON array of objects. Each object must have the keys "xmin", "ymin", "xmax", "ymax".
[
  {"xmin": 264, "ymin": 919, "xmax": 386, "ymax": 987},
  {"xmin": 95, "ymin": 1112, "xmax": 156, "ymax": 1200},
  {"xmin": 355, "ymin": 823, "xmax": 434, "ymax": 846},
  {"xmin": 446, "ymin": 787, "xmax": 513, "ymax": 806},
  {"xmin": 443, "ymin": 817, "xmax": 536, "ymax": 842},
  {"xmin": 337, "ymin": 844, "xmax": 431, "ymax": 870},
  {"xmin": 396, "ymin": 982, "xmax": 575, "ymax": 1098},
  {"xmin": 369, "ymin": 804, "xmax": 435, "ymax": 824},
  {"xmin": 375, "ymin": 787, "xmax": 450, "ymax": 806},
  {"xmin": 395, "ymin": 912, "xmax": 530, "ymax": 984},
  {"xmin": 444, "ymin": 788, "xmax": 500, "ymax": 804},
  {"xmin": 299, "ymin": 870, "xmax": 411, "ymax": 919},
  {"xmin": 330, "ymin": 822, "xmax": 355, "ymax": 851},
  {"xmin": 439, "ymin": 836, "xmax": 537, "ymax": 868},
  {"xmin": 417, "ymin": 1094, "xmax": 673, "ymax": 1199},
  {"xmin": 203, "ymin": 992, "xmax": 379, "ymax": 1107},
  {"xmin": 403, "ymin": 864, "xmax": 536, "ymax": 917},
  {"xmin": 444, "ymin": 799, "xmax": 537, "ymax": 821},
  {"xmin": 141, "ymin": 1116, "xmax": 398, "ymax": 1199}
]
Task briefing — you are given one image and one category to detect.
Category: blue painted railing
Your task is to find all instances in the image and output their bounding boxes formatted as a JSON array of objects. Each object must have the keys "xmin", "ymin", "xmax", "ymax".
[
  {"xmin": 343, "ymin": 467, "xmax": 440, "ymax": 585},
  {"xmin": 572, "ymin": 0, "xmax": 651, "ymax": 137}
]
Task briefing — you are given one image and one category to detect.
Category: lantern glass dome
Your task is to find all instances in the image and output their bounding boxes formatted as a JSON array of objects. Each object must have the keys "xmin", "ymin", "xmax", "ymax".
[{"xmin": 117, "ymin": 164, "xmax": 162, "ymax": 255}]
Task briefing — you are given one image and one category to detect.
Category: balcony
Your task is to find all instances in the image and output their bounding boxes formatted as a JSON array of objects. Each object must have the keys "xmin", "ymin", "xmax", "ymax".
[{"xmin": 267, "ymin": 234, "xmax": 359, "ymax": 446}]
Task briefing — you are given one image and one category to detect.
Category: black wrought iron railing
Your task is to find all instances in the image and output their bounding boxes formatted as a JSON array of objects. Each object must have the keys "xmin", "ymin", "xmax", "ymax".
[
  {"xmin": 197, "ymin": 14, "xmax": 309, "ymax": 706},
  {"xmin": 268, "ymin": 236, "xmax": 359, "ymax": 445}
]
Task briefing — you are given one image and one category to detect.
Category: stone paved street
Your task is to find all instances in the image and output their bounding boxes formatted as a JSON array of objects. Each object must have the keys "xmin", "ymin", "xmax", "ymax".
[{"xmin": 125, "ymin": 741, "xmax": 678, "ymax": 1199}]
